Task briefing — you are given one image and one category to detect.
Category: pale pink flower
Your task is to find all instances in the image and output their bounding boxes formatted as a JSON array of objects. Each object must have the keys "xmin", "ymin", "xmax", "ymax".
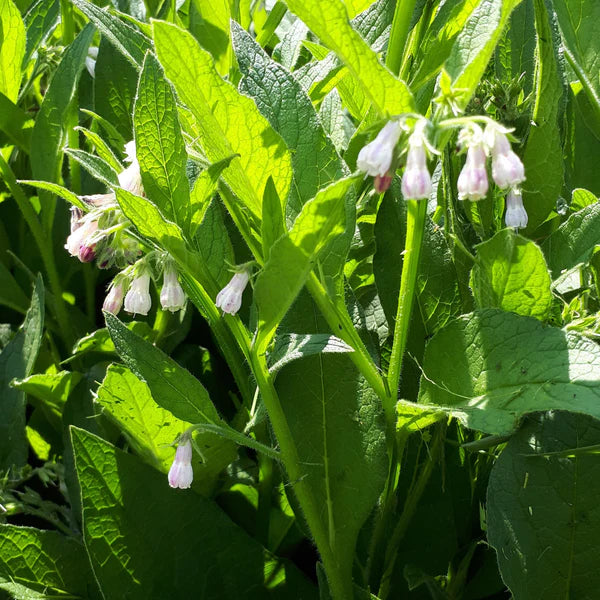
[
  {"xmin": 168, "ymin": 438, "xmax": 193, "ymax": 489},
  {"xmin": 216, "ymin": 271, "xmax": 250, "ymax": 315},
  {"xmin": 357, "ymin": 121, "xmax": 402, "ymax": 177},
  {"xmin": 124, "ymin": 273, "xmax": 151, "ymax": 316}
]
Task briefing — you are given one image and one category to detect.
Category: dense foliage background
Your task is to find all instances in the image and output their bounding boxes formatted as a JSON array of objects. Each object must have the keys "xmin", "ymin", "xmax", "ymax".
[{"xmin": 0, "ymin": 0, "xmax": 599, "ymax": 598}]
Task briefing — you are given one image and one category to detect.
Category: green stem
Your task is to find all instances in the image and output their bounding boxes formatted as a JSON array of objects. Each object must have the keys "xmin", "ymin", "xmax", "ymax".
[
  {"xmin": 256, "ymin": 1, "xmax": 287, "ymax": 48},
  {"xmin": 387, "ymin": 199, "xmax": 427, "ymax": 404},
  {"xmin": 306, "ymin": 272, "xmax": 389, "ymax": 403},
  {"xmin": 60, "ymin": 0, "xmax": 75, "ymax": 45},
  {"xmin": 0, "ymin": 155, "xmax": 73, "ymax": 344},
  {"xmin": 386, "ymin": 0, "xmax": 418, "ymax": 76}
]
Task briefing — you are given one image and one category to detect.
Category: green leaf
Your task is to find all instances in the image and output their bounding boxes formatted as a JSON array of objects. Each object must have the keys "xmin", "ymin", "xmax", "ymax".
[
  {"xmin": 18, "ymin": 180, "xmax": 87, "ymax": 210},
  {"xmin": 0, "ymin": 525, "xmax": 98, "ymax": 599},
  {"xmin": 282, "ymin": 0, "xmax": 414, "ymax": 116},
  {"xmin": 22, "ymin": 0, "xmax": 59, "ymax": 67},
  {"xmin": 0, "ymin": 277, "xmax": 44, "ymax": 473},
  {"xmin": 64, "ymin": 147, "xmax": 119, "ymax": 186},
  {"xmin": 71, "ymin": 321, "xmax": 155, "ymax": 357},
  {"xmin": 261, "ymin": 177, "xmax": 285, "ymax": 258},
  {"xmin": 30, "ymin": 23, "xmax": 94, "ymax": 184},
  {"xmin": 94, "ymin": 37, "xmax": 139, "ymax": 140},
  {"xmin": 134, "ymin": 52, "xmax": 191, "ymax": 230},
  {"xmin": 0, "ymin": 91, "xmax": 33, "ymax": 152},
  {"xmin": 445, "ymin": 0, "xmax": 522, "ymax": 110},
  {"xmin": 542, "ymin": 202, "xmax": 600, "ymax": 279},
  {"xmin": 0, "ymin": 0, "xmax": 25, "ymax": 103},
  {"xmin": 255, "ymin": 176, "xmax": 359, "ymax": 350},
  {"xmin": 153, "ymin": 20, "xmax": 292, "ymax": 222},
  {"xmin": 570, "ymin": 188, "xmax": 597, "ymax": 212},
  {"xmin": 275, "ymin": 349, "xmax": 387, "ymax": 592},
  {"xmin": 487, "ymin": 412, "xmax": 600, "ymax": 599},
  {"xmin": 96, "ymin": 365, "xmax": 192, "ymax": 472},
  {"xmin": 522, "ymin": 0, "xmax": 564, "ymax": 232},
  {"xmin": 231, "ymin": 22, "xmax": 345, "ymax": 220},
  {"xmin": 75, "ymin": 126, "xmax": 123, "ymax": 172},
  {"xmin": 72, "ymin": 0, "xmax": 151, "ymax": 67},
  {"xmin": 553, "ymin": 0, "xmax": 600, "ymax": 127},
  {"xmin": 0, "ymin": 261, "xmax": 30, "ymax": 314},
  {"xmin": 71, "ymin": 427, "xmax": 316, "ymax": 599},
  {"xmin": 470, "ymin": 230, "xmax": 552, "ymax": 320},
  {"xmin": 105, "ymin": 312, "xmax": 223, "ymax": 426},
  {"xmin": 268, "ymin": 333, "xmax": 353, "ymax": 373},
  {"xmin": 418, "ymin": 309, "xmax": 600, "ymax": 435},
  {"xmin": 189, "ymin": 0, "xmax": 232, "ymax": 74}
]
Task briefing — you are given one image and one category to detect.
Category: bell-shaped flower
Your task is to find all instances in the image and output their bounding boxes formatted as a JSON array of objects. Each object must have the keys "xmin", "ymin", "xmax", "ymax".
[
  {"xmin": 118, "ymin": 141, "xmax": 144, "ymax": 196},
  {"xmin": 457, "ymin": 145, "xmax": 488, "ymax": 201},
  {"xmin": 160, "ymin": 263, "xmax": 186, "ymax": 313},
  {"xmin": 486, "ymin": 127, "xmax": 525, "ymax": 189},
  {"xmin": 401, "ymin": 125, "xmax": 432, "ymax": 200},
  {"xmin": 103, "ymin": 278, "xmax": 127, "ymax": 315},
  {"xmin": 65, "ymin": 216, "xmax": 98, "ymax": 263},
  {"xmin": 85, "ymin": 46, "xmax": 98, "ymax": 79},
  {"xmin": 168, "ymin": 437, "xmax": 193, "ymax": 489},
  {"xmin": 504, "ymin": 188, "xmax": 528, "ymax": 229},
  {"xmin": 124, "ymin": 272, "xmax": 151, "ymax": 316},
  {"xmin": 216, "ymin": 270, "xmax": 250, "ymax": 315},
  {"xmin": 357, "ymin": 121, "xmax": 402, "ymax": 177}
]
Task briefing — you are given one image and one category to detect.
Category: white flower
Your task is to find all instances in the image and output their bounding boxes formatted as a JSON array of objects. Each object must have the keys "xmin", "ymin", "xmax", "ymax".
[
  {"xmin": 486, "ymin": 128, "xmax": 525, "ymax": 189},
  {"xmin": 357, "ymin": 121, "xmax": 402, "ymax": 177},
  {"xmin": 168, "ymin": 438, "xmax": 193, "ymax": 489},
  {"xmin": 457, "ymin": 145, "xmax": 488, "ymax": 201},
  {"xmin": 124, "ymin": 272, "xmax": 151, "ymax": 316},
  {"xmin": 118, "ymin": 141, "xmax": 144, "ymax": 196},
  {"xmin": 216, "ymin": 271, "xmax": 250, "ymax": 315},
  {"xmin": 160, "ymin": 264, "xmax": 186, "ymax": 313},
  {"xmin": 505, "ymin": 188, "xmax": 528, "ymax": 229},
  {"xmin": 85, "ymin": 46, "xmax": 98, "ymax": 78},
  {"xmin": 65, "ymin": 216, "xmax": 98, "ymax": 262},
  {"xmin": 103, "ymin": 279, "xmax": 126, "ymax": 315},
  {"xmin": 401, "ymin": 126, "xmax": 432, "ymax": 200}
]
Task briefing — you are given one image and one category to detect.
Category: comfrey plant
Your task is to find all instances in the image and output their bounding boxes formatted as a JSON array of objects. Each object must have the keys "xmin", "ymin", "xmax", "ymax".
[{"xmin": 3, "ymin": 0, "xmax": 600, "ymax": 599}]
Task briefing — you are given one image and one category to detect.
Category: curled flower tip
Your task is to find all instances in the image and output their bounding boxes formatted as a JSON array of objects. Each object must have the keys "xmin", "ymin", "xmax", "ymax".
[
  {"xmin": 124, "ymin": 272, "xmax": 152, "ymax": 316},
  {"xmin": 457, "ymin": 145, "xmax": 488, "ymax": 201},
  {"xmin": 357, "ymin": 120, "xmax": 402, "ymax": 177},
  {"xmin": 103, "ymin": 279, "xmax": 127, "ymax": 315},
  {"xmin": 118, "ymin": 141, "xmax": 144, "ymax": 196},
  {"xmin": 160, "ymin": 265, "xmax": 186, "ymax": 313},
  {"xmin": 168, "ymin": 437, "xmax": 193, "ymax": 489},
  {"xmin": 401, "ymin": 129, "xmax": 432, "ymax": 200},
  {"xmin": 487, "ymin": 129, "xmax": 525, "ymax": 189},
  {"xmin": 216, "ymin": 270, "xmax": 250, "ymax": 315},
  {"xmin": 505, "ymin": 188, "xmax": 528, "ymax": 229},
  {"xmin": 374, "ymin": 172, "xmax": 393, "ymax": 194}
]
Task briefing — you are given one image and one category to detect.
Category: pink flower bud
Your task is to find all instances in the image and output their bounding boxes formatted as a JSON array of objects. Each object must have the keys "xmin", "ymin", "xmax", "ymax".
[
  {"xmin": 504, "ymin": 188, "xmax": 528, "ymax": 229},
  {"xmin": 168, "ymin": 438, "xmax": 193, "ymax": 489},
  {"xmin": 489, "ymin": 131, "xmax": 525, "ymax": 189},
  {"xmin": 357, "ymin": 121, "xmax": 402, "ymax": 177},
  {"xmin": 374, "ymin": 173, "xmax": 392, "ymax": 193},
  {"xmin": 103, "ymin": 279, "xmax": 126, "ymax": 315},
  {"xmin": 457, "ymin": 145, "xmax": 488, "ymax": 201},
  {"xmin": 160, "ymin": 265, "xmax": 186, "ymax": 313},
  {"xmin": 65, "ymin": 218, "xmax": 98, "ymax": 261},
  {"xmin": 124, "ymin": 273, "xmax": 151, "ymax": 316},
  {"xmin": 401, "ymin": 132, "xmax": 432, "ymax": 200},
  {"xmin": 78, "ymin": 243, "xmax": 96, "ymax": 263},
  {"xmin": 216, "ymin": 271, "xmax": 250, "ymax": 315}
]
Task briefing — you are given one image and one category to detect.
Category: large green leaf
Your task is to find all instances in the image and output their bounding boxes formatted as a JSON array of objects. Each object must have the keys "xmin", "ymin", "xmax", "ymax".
[
  {"xmin": 105, "ymin": 312, "xmax": 222, "ymax": 426},
  {"xmin": 542, "ymin": 201, "xmax": 600, "ymax": 279},
  {"xmin": 30, "ymin": 24, "xmax": 94, "ymax": 184},
  {"xmin": 522, "ymin": 0, "xmax": 564, "ymax": 232},
  {"xmin": 0, "ymin": 0, "xmax": 25, "ymax": 103},
  {"xmin": 282, "ymin": 0, "xmax": 415, "ymax": 116},
  {"xmin": 22, "ymin": 0, "xmax": 59, "ymax": 67},
  {"xmin": 231, "ymin": 22, "xmax": 345, "ymax": 221},
  {"xmin": 470, "ymin": 230, "xmax": 552, "ymax": 320},
  {"xmin": 0, "ymin": 525, "xmax": 99, "ymax": 599},
  {"xmin": 254, "ymin": 176, "xmax": 359, "ymax": 350},
  {"xmin": 71, "ymin": 427, "xmax": 317, "ymax": 599},
  {"xmin": 134, "ymin": 53, "xmax": 190, "ymax": 230},
  {"xmin": 445, "ymin": 0, "xmax": 522, "ymax": 110},
  {"xmin": 275, "ymin": 299, "xmax": 387, "ymax": 595},
  {"xmin": 487, "ymin": 412, "xmax": 600, "ymax": 599},
  {"xmin": 0, "ymin": 91, "xmax": 33, "ymax": 152},
  {"xmin": 418, "ymin": 309, "xmax": 600, "ymax": 435},
  {"xmin": 553, "ymin": 0, "xmax": 600, "ymax": 128},
  {"xmin": 153, "ymin": 20, "xmax": 292, "ymax": 222},
  {"xmin": 0, "ymin": 261, "xmax": 30, "ymax": 314},
  {"xmin": 189, "ymin": 0, "xmax": 232, "ymax": 74},
  {"xmin": 0, "ymin": 277, "xmax": 44, "ymax": 473}
]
